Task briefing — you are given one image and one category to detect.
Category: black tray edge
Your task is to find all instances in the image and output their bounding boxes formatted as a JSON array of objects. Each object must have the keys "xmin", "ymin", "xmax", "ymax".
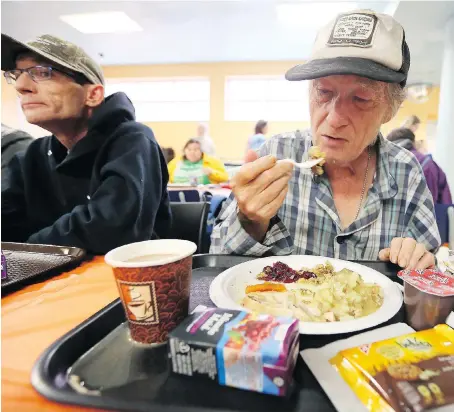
[
  {"xmin": 30, "ymin": 254, "xmax": 244, "ymax": 412},
  {"xmin": 1, "ymin": 243, "xmax": 88, "ymax": 293},
  {"xmin": 31, "ymin": 299, "xmax": 121, "ymax": 410},
  {"xmin": 31, "ymin": 292, "xmax": 229, "ymax": 412},
  {"xmin": 31, "ymin": 299, "xmax": 186, "ymax": 412},
  {"xmin": 1, "ymin": 242, "xmax": 86, "ymax": 258}
]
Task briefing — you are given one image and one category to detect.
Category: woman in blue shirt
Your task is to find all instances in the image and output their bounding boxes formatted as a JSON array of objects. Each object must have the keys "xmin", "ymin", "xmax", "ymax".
[{"xmin": 247, "ymin": 120, "xmax": 268, "ymax": 152}]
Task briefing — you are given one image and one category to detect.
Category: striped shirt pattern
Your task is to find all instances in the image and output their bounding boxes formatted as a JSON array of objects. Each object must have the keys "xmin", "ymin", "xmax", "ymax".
[{"xmin": 210, "ymin": 130, "xmax": 441, "ymax": 259}]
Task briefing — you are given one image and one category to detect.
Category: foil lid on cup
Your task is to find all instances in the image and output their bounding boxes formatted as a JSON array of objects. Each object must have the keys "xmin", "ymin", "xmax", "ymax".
[{"xmin": 398, "ymin": 269, "xmax": 454, "ymax": 297}]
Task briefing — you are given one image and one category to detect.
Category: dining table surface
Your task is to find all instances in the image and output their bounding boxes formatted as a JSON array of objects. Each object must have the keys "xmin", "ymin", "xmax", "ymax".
[
  {"xmin": 2, "ymin": 249, "xmax": 450, "ymax": 412},
  {"xmin": 2, "ymin": 255, "xmax": 117, "ymax": 412}
]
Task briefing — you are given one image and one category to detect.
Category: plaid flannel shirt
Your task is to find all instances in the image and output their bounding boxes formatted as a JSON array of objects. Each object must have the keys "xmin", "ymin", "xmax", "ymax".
[{"xmin": 210, "ymin": 130, "xmax": 441, "ymax": 258}]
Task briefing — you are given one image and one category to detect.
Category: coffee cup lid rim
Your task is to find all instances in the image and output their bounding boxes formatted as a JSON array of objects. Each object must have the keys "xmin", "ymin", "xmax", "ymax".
[{"xmin": 104, "ymin": 239, "xmax": 197, "ymax": 268}]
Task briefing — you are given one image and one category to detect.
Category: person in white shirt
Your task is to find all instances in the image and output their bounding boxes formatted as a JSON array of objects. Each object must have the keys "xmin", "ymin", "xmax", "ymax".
[{"xmin": 195, "ymin": 123, "xmax": 216, "ymax": 156}]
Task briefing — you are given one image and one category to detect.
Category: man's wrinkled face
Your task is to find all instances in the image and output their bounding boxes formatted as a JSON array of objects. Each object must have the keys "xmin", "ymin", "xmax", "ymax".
[{"xmin": 309, "ymin": 75, "xmax": 392, "ymax": 164}]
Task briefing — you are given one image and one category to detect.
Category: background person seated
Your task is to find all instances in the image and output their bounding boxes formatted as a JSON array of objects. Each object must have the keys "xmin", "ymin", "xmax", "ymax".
[
  {"xmin": 168, "ymin": 138, "xmax": 228, "ymax": 185},
  {"xmin": 246, "ymin": 120, "xmax": 268, "ymax": 152},
  {"xmin": 195, "ymin": 122, "xmax": 216, "ymax": 156},
  {"xmin": 387, "ymin": 127, "xmax": 452, "ymax": 204},
  {"xmin": 161, "ymin": 147, "xmax": 175, "ymax": 164},
  {"xmin": 401, "ymin": 115, "xmax": 420, "ymax": 133}
]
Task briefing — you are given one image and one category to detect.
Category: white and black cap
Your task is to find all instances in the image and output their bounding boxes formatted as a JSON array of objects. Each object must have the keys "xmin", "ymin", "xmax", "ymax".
[{"xmin": 285, "ymin": 10, "xmax": 410, "ymax": 87}]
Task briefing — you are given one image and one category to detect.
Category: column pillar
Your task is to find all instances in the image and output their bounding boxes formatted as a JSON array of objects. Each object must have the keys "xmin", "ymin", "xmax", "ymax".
[{"xmin": 434, "ymin": 16, "xmax": 454, "ymax": 191}]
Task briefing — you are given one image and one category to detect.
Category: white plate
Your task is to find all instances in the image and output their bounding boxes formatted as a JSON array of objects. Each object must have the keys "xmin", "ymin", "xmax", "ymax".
[{"xmin": 209, "ymin": 255, "xmax": 403, "ymax": 335}]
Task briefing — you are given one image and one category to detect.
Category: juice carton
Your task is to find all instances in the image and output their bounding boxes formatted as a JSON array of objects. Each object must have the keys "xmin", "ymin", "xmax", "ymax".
[{"xmin": 168, "ymin": 308, "xmax": 299, "ymax": 396}]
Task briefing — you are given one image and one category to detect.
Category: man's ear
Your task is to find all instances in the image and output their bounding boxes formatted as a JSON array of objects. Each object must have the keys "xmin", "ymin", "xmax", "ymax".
[{"xmin": 85, "ymin": 84, "xmax": 104, "ymax": 108}]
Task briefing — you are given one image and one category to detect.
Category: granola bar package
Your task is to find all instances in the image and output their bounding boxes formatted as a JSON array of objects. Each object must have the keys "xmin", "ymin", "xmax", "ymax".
[
  {"xmin": 168, "ymin": 308, "xmax": 299, "ymax": 396},
  {"xmin": 330, "ymin": 324, "xmax": 454, "ymax": 412}
]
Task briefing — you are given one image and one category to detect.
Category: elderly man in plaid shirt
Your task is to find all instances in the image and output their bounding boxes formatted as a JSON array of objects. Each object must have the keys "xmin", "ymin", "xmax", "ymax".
[{"xmin": 211, "ymin": 10, "xmax": 441, "ymax": 270}]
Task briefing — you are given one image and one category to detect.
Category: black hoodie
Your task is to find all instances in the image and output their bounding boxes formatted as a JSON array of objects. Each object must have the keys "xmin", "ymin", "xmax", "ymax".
[{"xmin": 2, "ymin": 92, "xmax": 171, "ymax": 254}]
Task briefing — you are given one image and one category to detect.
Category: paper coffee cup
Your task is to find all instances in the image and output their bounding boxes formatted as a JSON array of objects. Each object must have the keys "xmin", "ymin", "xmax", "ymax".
[{"xmin": 105, "ymin": 239, "xmax": 197, "ymax": 344}]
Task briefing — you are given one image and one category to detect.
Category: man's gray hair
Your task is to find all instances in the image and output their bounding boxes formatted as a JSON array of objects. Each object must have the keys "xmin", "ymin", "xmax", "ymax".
[{"xmin": 387, "ymin": 83, "xmax": 406, "ymax": 117}]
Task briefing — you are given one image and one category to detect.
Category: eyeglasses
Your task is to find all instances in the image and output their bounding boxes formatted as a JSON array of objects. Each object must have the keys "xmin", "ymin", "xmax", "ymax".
[{"xmin": 3, "ymin": 65, "xmax": 87, "ymax": 85}]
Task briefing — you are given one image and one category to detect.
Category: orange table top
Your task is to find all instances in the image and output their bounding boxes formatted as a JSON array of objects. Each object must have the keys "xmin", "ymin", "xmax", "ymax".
[{"xmin": 2, "ymin": 256, "xmax": 118, "ymax": 412}]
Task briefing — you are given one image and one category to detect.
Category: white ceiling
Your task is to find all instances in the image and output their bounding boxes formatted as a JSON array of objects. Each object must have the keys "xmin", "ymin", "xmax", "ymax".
[
  {"xmin": 2, "ymin": 0, "xmax": 454, "ymax": 85},
  {"xmin": 393, "ymin": 1, "xmax": 454, "ymax": 85}
]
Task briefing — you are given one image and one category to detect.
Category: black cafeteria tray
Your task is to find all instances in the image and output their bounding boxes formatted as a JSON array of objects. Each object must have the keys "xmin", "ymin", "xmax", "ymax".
[
  {"xmin": 1, "ymin": 242, "xmax": 86, "ymax": 294},
  {"xmin": 31, "ymin": 255, "xmax": 404, "ymax": 412}
]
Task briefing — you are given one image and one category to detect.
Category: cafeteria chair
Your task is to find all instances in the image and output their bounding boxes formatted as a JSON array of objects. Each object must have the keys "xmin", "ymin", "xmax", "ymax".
[
  {"xmin": 168, "ymin": 202, "xmax": 210, "ymax": 253},
  {"xmin": 434, "ymin": 204, "xmax": 454, "ymax": 249},
  {"xmin": 206, "ymin": 195, "xmax": 228, "ymax": 238}
]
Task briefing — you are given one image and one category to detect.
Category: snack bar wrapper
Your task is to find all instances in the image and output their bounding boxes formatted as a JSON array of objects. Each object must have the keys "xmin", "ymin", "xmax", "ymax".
[{"xmin": 330, "ymin": 324, "xmax": 454, "ymax": 412}]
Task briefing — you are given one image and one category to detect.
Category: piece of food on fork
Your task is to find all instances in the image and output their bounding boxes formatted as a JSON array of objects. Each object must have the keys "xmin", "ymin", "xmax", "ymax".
[
  {"xmin": 277, "ymin": 147, "xmax": 327, "ymax": 175},
  {"xmin": 308, "ymin": 146, "xmax": 326, "ymax": 176}
]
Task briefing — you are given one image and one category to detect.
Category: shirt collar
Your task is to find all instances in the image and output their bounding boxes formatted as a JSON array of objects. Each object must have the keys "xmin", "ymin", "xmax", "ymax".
[{"xmin": 374, "ymin": 133, "xmax": 399, "ymax": 200}]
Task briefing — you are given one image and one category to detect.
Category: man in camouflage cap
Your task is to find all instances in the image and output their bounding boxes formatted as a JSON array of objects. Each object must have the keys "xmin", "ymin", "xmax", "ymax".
[{"xmin": 1, "ymin": 33, "xmax": 171, "ymax": 254}]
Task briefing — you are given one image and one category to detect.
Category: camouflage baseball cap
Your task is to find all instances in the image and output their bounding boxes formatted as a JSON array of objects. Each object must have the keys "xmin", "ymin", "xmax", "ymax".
[{"xmin": 1, "ymin": 33, "xmax": 104, "ymax": 85}]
